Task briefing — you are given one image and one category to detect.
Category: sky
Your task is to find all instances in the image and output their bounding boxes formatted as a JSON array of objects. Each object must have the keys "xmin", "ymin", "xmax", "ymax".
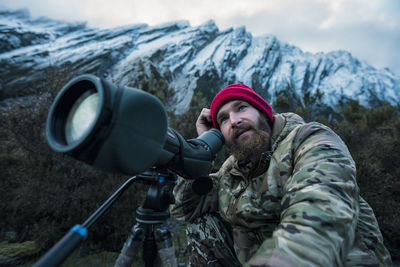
[{"xmin": 1, "ymin": 0, "xmax": 400, "ymax": 74}]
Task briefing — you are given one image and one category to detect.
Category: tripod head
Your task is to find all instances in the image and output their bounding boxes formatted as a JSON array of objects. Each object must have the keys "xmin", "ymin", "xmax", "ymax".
[{"xmin": 136, "ymin": 169, "xmax": 176, "ymax": 214}]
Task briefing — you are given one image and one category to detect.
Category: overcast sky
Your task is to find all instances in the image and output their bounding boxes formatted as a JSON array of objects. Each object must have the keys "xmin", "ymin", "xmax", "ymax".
[{"xmin": 1, "ymin": 0, "xmax": 399, "ymax": 74}]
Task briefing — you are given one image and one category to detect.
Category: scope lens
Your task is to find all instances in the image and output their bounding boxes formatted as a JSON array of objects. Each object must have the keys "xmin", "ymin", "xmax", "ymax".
[{"xmin": 65, "ymin": 90, "xmax": 99, "ymax": 144}]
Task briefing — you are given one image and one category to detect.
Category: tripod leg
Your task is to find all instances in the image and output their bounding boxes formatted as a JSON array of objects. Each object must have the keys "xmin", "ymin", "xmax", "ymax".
[
  {"xmin": 114, "ymin": 224, "xmax": 144, "ymax": 267},
  {"xmin": 155, "ymin": 226, "xmax": 178, "ymax": 267}
]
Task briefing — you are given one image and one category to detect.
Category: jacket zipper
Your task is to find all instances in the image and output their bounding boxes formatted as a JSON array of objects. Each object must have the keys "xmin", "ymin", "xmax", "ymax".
[{"xmin": 229, "ymin": 180, "xmax": 249, "ymax": 219}]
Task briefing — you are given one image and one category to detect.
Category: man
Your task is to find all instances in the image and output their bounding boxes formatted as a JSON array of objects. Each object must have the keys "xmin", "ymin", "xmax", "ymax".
[{"xmin": 170, "ymin": 83, "xmax": 392, "ymax": 266}]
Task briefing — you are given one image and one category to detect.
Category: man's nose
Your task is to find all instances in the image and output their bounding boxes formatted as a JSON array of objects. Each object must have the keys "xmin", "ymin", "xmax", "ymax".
[{"xmin": 229, "ymin": 113, "xmax": 242, "ymax": 127}]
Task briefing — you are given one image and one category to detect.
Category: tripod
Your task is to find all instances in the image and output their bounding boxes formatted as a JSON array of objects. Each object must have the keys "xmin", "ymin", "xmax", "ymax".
[
  {"xmin": 114, "ymin": 170, "xmax": 179, "ymax": 267},
  {"xmin": 33, "ymin": 169, "xmax": 180, "ymax": 267}
]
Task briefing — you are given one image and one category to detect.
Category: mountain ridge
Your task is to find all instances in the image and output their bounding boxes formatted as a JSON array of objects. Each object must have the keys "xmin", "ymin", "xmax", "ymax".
[{"xmin": 1, "ymin": 8, "xmax": 399, "ymax": 112}]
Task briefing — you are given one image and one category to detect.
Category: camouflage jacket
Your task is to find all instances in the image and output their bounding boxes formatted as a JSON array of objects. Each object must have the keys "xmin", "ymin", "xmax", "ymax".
[{"xmin": 171, "ymin": 113, "xmax": 392, "ymax": 266}]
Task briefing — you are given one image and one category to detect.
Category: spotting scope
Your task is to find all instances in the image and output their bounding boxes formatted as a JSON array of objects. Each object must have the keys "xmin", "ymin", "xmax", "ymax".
[{"xmin": 46, "ymin": 74, "xmax": 224, "ymax": 194}]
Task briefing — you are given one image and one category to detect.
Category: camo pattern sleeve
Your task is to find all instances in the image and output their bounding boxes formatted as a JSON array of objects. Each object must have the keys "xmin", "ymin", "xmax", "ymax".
[
  {"xmin": 170, "ymin": 175, "xmax": 220, "ymax": 223},
  {"xmin": 247, "ymin": 122, "xmax": 360, "ymax": 267}
]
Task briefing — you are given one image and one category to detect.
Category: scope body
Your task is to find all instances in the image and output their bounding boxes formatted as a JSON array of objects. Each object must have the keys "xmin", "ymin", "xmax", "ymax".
[{"xmin": 46, "ymin": 74, "xmax": 224, "ymax": 192}]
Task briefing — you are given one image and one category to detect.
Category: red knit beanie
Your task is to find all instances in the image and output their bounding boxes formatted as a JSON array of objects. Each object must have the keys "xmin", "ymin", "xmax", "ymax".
[{"xmin": 210, "ymin": 83, "xmax": 274, "ymax": 129}]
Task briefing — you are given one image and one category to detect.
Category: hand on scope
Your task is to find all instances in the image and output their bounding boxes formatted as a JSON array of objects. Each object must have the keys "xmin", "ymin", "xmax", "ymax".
[{"xmin": 196, "ymin": 108, "xmax": 213, "ymax": 136}]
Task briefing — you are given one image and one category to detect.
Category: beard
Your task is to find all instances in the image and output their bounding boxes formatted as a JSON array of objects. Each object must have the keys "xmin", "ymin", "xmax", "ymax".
[{"xmin": 226, "ymin": 118, "xmax": 271, "ymax": 163}]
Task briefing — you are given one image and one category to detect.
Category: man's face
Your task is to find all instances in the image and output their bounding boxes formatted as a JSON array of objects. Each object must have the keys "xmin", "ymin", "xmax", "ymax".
[{"xmin": 216, "ymin": 100, "xmax": 271, "ymax": 162}]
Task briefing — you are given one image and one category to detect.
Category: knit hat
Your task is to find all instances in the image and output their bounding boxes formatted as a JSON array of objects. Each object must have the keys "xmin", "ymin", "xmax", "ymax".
[{"xmin": 210, "ymin": 83, "xmax": 274, "ymax": 129}]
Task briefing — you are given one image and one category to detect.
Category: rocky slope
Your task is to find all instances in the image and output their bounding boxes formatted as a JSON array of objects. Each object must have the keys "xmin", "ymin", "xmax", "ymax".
[{"xmin": 1, "ymin": 8, "xmax": 399, "ymax": 112}]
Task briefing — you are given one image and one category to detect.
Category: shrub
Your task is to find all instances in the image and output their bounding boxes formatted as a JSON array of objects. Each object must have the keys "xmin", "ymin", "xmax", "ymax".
[
  {"xmin": 0, "ymin": 67, "xmax": 147, "ymax": 261},
  {"xmin": 327, "ymin": 102, "xmax": 400, "ymax": 260}
]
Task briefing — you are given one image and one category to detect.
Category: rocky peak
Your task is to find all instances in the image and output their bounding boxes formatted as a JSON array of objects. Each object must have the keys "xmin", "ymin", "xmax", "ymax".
[{"xmin": 0, "ymin": 8, "xmax": 399, "ymax": 112}]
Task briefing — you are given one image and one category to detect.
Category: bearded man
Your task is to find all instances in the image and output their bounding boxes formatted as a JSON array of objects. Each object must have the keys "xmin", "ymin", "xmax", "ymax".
[{"xmin": 170, "ymin": 83, "xmax": 392, "ymax": 266}]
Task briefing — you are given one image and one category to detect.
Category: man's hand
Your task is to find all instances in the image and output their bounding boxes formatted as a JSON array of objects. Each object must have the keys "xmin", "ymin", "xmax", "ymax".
[{"xmin": 196, "ymin": 108, "xmax": 213, "ymax": 136}]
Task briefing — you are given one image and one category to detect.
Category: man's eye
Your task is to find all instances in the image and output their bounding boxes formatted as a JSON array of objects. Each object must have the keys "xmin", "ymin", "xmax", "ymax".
[
  {"xmin": 220, "ymin": 117, "xmax": 227, "ymax": 124},
  {"xmin": 239, "ymin": 105, "xmax": 247, "ymax": 111}
]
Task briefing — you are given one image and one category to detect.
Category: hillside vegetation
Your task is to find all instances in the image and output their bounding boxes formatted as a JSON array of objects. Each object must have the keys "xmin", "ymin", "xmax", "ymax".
[{"xmin": 0, "ymin": 69, "xmax": 399, "ymax": 265}]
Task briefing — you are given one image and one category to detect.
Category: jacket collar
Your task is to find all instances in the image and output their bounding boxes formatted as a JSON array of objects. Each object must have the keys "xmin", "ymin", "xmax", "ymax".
[{"xmin": 228, "ymin": 113, "xmax": 304, "ymax": 179}]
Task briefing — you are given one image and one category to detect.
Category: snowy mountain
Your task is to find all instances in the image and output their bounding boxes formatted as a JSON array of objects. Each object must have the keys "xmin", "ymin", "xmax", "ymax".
[{"xmin": 1, "ymin": 8, "xmax": 399, "ymax": 112}]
